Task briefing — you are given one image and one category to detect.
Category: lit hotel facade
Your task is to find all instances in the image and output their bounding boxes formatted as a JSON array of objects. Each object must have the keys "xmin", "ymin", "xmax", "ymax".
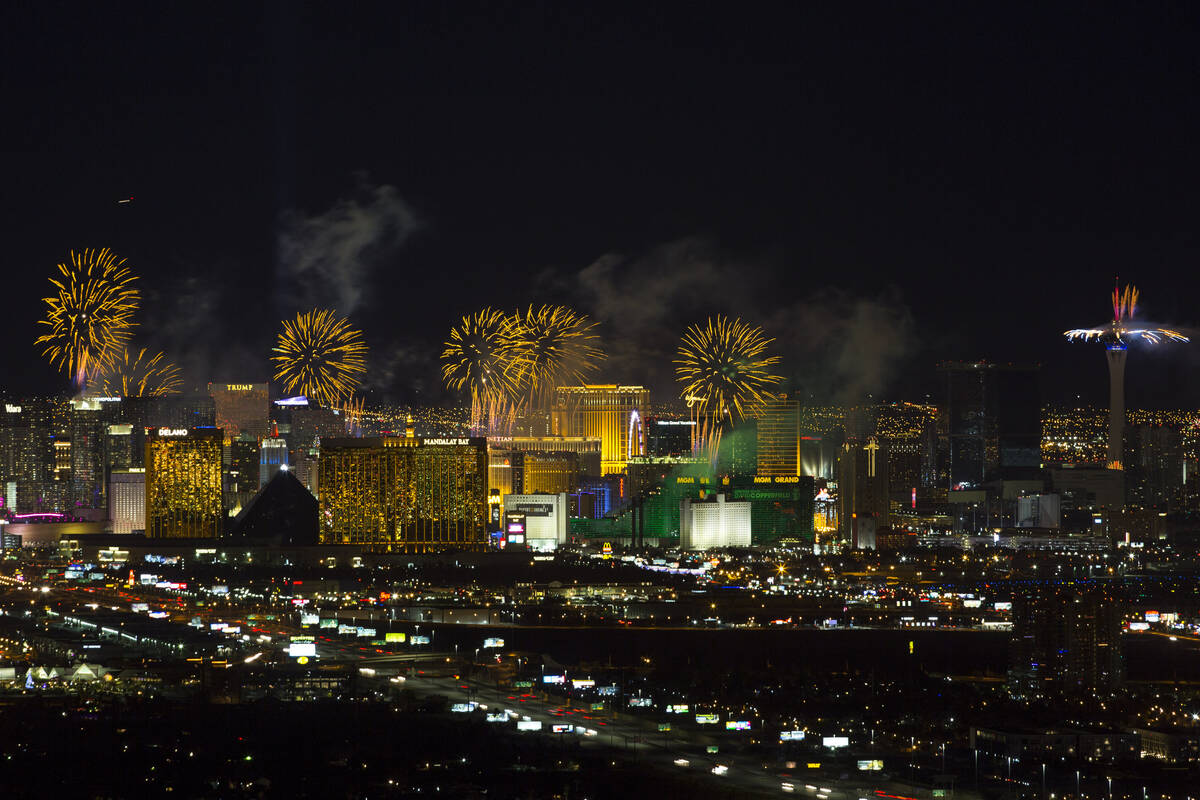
[
  {"xmin": 551, "ymin": 385, "xmax": 648, "ymax": 475},
  {"xmin": 318, "ymin": 436, "xmax": 488, "ymax": 552},
  {"xmin": 144, "ymin": 427, "xmax": 224, "ymax": 538}
]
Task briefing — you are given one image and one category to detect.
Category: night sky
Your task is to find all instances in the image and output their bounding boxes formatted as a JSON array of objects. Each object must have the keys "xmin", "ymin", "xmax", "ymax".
[{"xmin": 5, "ymin": 3, "xmax": 1200, "ymax": 407}]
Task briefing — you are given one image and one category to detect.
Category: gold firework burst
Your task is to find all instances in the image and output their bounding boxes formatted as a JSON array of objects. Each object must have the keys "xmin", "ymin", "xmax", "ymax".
[
  {"xmin": 271, "ymin": 309, "xmax": 367, "ymax": 405},
  {"xmin": 92, "ymin": 348, "xmax": 182, "ymax": 397},
  {"xmin": 35, "ymin": 248, "xmax": 140, "ymax": 385},
  {"xmin": 675, "ymin": 316, "xmax": 782, "ymax": 456},
  {"xmin": 441, "ymin": 308, "xmax": 521, "ymax": 434},
  {"xmin": 509, "ymin": 305, "xmax": 604, "ymax": 408}
]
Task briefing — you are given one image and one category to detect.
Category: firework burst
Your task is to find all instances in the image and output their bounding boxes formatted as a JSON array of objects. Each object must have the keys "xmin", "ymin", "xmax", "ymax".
[
  {"xmin": 509, "ymin": 305, "xmax": 604, "ymax": 409},
  {"xmin": 441, "ymin": 308, "xmax": 521, "ymax": 434},
  {"xmin": 340, "ymin": 395, "xmax": 366, "ymax": 437},
  {"xmin": 271, "ymin": 309, "xmax": 368, "ymax": 405},
  {"xmin": 92, "ymin": 348, "xmax": 182, "ymax": 397},
  {"xmin": 675, "ymin": 316, "xmax": 782, "ymax": 457},
  {"xmin": 35, "ymin": 248, "xmax": 140, "ymax": 386},
  {"xmin": 1064, "ymin": 282, "xmax": 1189, "ymax": 469},
  {"xmin": 1064, "ymin": 282, "xmax": 1189, "ymax": 345}
]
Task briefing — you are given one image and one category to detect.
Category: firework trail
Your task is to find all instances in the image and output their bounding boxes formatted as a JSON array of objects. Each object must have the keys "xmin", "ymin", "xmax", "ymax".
[
  {"xmin": 441, "ymin": 308, "xmax": 521, "ymax": 434},
  {"xmin": 35, "ymin": 248, "xmax": 140, "ymax": 387},
  {"xmin": 509, "ymin": 305, "xmax": 605, "ymax": 410},
  {"xmin": 340, "ymin": 395, "xmax": 366, "ymax": 437},
  {"xmin": 92, "ymin": 348, "xmax": 182, "ymax": 397},
  {"xmin": 675, "ymin": 315, "xmax": 782, "ymax": 460},
  {"xmin": 271, "ymin": 309, "xmax": 368, "ymax": 405},
  {"xmin": 1064, "ymin": 282, "xmax": 1189, "ymax": 344}
]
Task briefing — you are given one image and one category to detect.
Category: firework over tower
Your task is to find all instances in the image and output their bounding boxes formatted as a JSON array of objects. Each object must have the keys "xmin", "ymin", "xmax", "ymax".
[{"xmin": 1064, "ymin": 284, "xmax": 1189, "ymax": 469}]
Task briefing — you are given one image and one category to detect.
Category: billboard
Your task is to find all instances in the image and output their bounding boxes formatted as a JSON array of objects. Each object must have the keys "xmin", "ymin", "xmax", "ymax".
[
  {"xmin": 410, "ymin": 635, "xmax": 431, "ymax": 645},
  {"xmin": 725, "ymin": 720, "xmax": 751, "ymax": 731},
  {"xmin": 385, "ymin": 632, "xmax": 407, "ymax": 643},
  {"xmin": 483, "ymin": 637, "xmax": 505, "ymax": 648},
  {"xmin": 571, "ymin": 679, "xmax": 595, "ymax": 689},
  {"xmin": 338, "ymin": 624, "xmax": 357, "ymax": 635},
  {"xmin": 319, "ymin": 618, "xmax": 338, "ymax": 629},
  {"xmin": 628, "ymin": 697, "xmax": 652, "ymax": 707},
  {"xmin": 356, "ymin": 627, "xmax": 376, "ymax": 638},
  {"xmin": 857, "ymin": 760, "xmax": 884, "ymax": 771},
  {"xmin": 517, "ymin": 720, "xmax": 542, "ymax": 731},
  {"xmin": 779, "ymin": 730, "xmax": 806, "ymax": 741},
  {"xmin": 665, "ymin": 704, "xmax": 689, "ymax": 714},
  {"xmin": 822, "ymin": 736, "xmax": 849, "ymax": 748},
  {"xmin": 288, "ymin": 637, "xmax": 316, "ymax": 658},
  {"xmin": 300, "ymin": 613, "xmax": 319, "ymax": 626},
  {"xmin": 542, "ymin": 674, "xmax": 565, "ymax": 684},
  {"xmin": 552, "ymin": 724, "xmax": 572, "ymax": 733},
  {"xmin": 695, "ymin": 714, "xmax": 720, "ymax": 724}
]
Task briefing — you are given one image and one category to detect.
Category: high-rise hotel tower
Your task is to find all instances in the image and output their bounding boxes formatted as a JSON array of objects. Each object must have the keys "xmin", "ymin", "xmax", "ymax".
[
  {"xmin": 551, "ymin": 385, "xmax": 648, "ymax": 475},
  {"xmin": 318, "ymin": 435, "xmax": 488, "ymax": 552},
  {"xmin": 144, "ymin": 427, "xmax": 224, "ymax": 538}
]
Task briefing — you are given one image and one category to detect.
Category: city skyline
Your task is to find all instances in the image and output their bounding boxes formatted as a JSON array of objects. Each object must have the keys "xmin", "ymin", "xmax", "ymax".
[{"xmin": 7, "ymin": 6, "xmax": 1200, "ymax": 799}]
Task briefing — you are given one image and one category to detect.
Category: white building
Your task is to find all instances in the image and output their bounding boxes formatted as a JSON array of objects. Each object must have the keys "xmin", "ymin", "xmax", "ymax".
[
  {"xmin": 680, "ymin": 494, "xmax": 751, "ymax": 550},
  {"xmin": 108, "ymin": 468, "xmax": 145, "ymax": 534},
  {"xmin": 502, "ymin": 492, "xmax": 568, "ymax": 551}
]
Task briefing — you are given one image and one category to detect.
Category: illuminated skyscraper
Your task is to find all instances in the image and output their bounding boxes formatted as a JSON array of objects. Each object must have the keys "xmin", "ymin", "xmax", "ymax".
[
  {"xmin": 224, "ymin": 434, "xmax": 261, "ymax": 515},
  {"xmin": 108, "ymin": 468, "xmax": 145, "ymax": 534},
  {"xmin": 144, "ymin": 427, "xmax": 224, "ymax": 538},
  {"xmin": 0, "ymin": 398, "xmax": 72, "ymax": 512},
  {"xmin": 259, "ymin": 438, "xmax": 289, "ymax": 488},
  {"xmin": 70, "ymin": 396, "xmax": 122, "ymax": 510},
  {"xmin": 756, "ymin": 396, "xmax": 801, "ymax": 476},
  {"xmin": 551, "ymin": 385, "xmax": 648, "ymax": 475},
  {"xmin": 318, "ymin": 435, "xmax": 488, "ymax": 552},
  {"xmin": 207, "ymin": 382, "xmax": 269, "ymax": 442},
  {"xmin": 837, "ymin": 437, "xmax": 889, "ymax": 549}
]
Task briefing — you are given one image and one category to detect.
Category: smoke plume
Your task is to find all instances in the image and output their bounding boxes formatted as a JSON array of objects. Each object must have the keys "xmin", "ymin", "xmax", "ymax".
[
  {"xmin": 276, "ymin": 182, "xmax": 421, "ymax": 316},
  {"xmin": 573, "ymin": 238, "xmax": 916, "ymax": 404}
]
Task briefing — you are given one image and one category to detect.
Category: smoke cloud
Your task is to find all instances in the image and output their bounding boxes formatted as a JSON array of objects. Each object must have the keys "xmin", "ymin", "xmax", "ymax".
[
  {"xmin": 141, "ymin": 271, "xmax": 264, "ymax": 390},
  {"xmin": 573, "ymin": 237, "xmax": 916, "ymax": 405},
  {"xmin": 276, "ymin": 182, "xmax": 421, "ymax": 316}
]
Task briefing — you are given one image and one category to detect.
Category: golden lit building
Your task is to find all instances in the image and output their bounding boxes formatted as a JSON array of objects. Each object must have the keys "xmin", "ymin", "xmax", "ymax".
[
  {"xmin": 145, "ymin": 427, "xmax": 224, "ymax": 538},
  {"xmin": 486, "ymin": 435, "xmax": 601, "ymax": 496},
  {"xmin": 318, "ymin": 436, "xmax": 488, "ymax": 552},
  {"xmin": 207, "ymin": 382, "xmax": 269, "ymax": 442},
  {"xmin": 756, "ymin": 396, "xmax": 801, "ymax": 477},
  {"xmin": 551, "ymin": 385, "xmax": 648, "ymax": 475}
]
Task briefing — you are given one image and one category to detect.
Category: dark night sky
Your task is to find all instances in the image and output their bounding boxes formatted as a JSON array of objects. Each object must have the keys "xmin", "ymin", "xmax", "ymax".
[{"xmin": 5, "ymin": 2, "xmax": 1200, "ymax": 407}]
